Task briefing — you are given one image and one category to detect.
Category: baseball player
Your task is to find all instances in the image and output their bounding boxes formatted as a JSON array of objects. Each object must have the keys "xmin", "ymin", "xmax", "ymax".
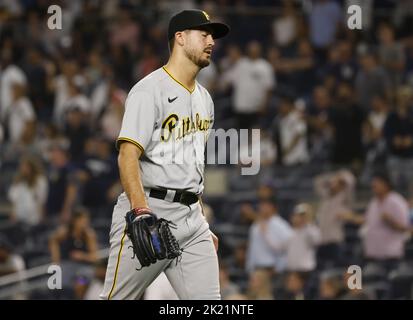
[{"xmin": 100, "ymin": 10, "xmax": 230, "ymax": 300}]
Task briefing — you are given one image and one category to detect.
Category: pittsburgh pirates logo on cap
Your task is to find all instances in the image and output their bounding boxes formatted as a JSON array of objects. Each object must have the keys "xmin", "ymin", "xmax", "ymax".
[
  {"xmin": 202, "ymin": 11, "xmax": 210, "ymax": 21},
  {"xmin": 168, "ymin": 9, "xmax": 229, "ymax": 40}
]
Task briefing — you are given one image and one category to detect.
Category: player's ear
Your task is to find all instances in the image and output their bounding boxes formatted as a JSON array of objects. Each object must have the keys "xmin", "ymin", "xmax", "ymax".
[{"xmin": 175, "ymin": 31, "xmax": 185, "ymax": 47}]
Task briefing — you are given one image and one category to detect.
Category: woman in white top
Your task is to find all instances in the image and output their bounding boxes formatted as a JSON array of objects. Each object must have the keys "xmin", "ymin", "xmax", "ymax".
[{"xmin": 8, "ymin": 156, "xmax": 48, "ymax": 226}]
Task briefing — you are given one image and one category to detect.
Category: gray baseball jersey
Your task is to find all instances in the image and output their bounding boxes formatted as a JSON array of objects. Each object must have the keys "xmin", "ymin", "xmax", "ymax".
[
  {"xmin": 117, "ymin": 66, "xmax": 214, "ymax": 195},
  {"xmin": 100, "ymin": 67, "xmax": 220, "ymax": 300}
]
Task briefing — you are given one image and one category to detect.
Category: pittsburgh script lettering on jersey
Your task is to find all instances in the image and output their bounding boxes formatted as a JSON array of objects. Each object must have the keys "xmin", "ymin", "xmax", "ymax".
[{"xmin": 161, "ymin": 112, "xmax": 212, "ymax": 142}]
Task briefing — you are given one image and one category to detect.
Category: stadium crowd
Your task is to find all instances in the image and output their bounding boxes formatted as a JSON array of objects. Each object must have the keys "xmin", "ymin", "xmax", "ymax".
[{"xmin": 1, "ymin": 0, "xmax": 413, "ymax": 299}]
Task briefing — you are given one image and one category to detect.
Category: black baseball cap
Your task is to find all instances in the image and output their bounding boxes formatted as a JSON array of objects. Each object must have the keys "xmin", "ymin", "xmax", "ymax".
[{"xmin": 168, "ymin": 9, "xmax": 230, "ymax": 40}]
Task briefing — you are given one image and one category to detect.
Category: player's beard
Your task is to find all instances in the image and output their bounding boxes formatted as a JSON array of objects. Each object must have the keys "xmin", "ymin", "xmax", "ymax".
[{"xmin": 184, "ymin": 46, "xmax": 210, "ymax": 69}]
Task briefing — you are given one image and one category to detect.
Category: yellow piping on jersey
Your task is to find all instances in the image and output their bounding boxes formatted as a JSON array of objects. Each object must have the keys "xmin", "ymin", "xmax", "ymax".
[
  {"xmin": 162, "ymin": 66, "xmax": 195, "ymax": 94},
  {"xmin": 108, "ymin": 227, "xmax": 127, "ymax": 300},
  {"xmin": 116, "ymin": 137, "xmax": 145, "ymax": 153}
]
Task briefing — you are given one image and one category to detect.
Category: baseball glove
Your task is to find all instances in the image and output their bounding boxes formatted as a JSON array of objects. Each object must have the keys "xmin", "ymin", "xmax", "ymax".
[{"xmin": 125, "ymin": 208, "xmax": 182, "ymax": 270}]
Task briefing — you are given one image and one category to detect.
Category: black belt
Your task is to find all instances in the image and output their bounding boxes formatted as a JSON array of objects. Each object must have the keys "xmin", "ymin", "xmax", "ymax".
[{"xmin": 149, "ymin": 188, "xmax": 199, "ymax": 206}]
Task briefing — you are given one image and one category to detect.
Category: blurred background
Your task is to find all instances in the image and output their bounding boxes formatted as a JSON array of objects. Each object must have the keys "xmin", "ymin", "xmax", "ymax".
[{"xmin": 1, "ymin": 0, "xmax": 413, "ymax": 300}]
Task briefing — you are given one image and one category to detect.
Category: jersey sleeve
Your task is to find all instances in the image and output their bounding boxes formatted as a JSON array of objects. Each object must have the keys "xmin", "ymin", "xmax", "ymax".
[{"xmin": 116, "ymin": 90, "xmax": 157, "ymax": 153}]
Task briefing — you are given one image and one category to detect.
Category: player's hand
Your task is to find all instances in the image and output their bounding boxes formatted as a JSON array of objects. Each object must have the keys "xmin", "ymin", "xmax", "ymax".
[{"xmin": 210, "ymin": 231, "xmax": 219, "ymax": 251}]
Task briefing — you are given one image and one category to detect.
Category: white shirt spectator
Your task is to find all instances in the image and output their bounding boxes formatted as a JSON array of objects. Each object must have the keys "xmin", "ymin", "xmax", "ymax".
[
  {"xmin": 53, "ymin": 74, "xmax": 87, "ymax": 126},
  {"xmin": 144, "ymin": 272, "xmax": 178, "ymax": 300},
  {"xmin": 286, "ymin": 224, "xmax": 321, "ymax": 272},
  {"xmin": 224, "ymin": 57, "xmax": 275, "ymax": 114},
  {"xmin": 315, "ymin": 170, "xmax": 355, "ymax": 244},
  {"xmin": 53, "ymin": 75, "xmax": 70, "ymax": 125},
  {"xmin": 8, "ymin": 97, "xmax": 36, "ymax": 143},
  {"xmin": 279, "ymin": 110, "xmax": 309, "ymax": 165},
  {"xmin": 246, "ymin": 215, "xmax": 293, "ymax": 273},
  {"xmin": 8, "ymin": 176, "xmax": 48, "ymax": 226},
  {"xmin": 0, "ymin": 64, "xmax": 27, "ymax": 121},
  {"xmin": 90, "ymin": 81, "xmax": 110, "ymax": 121},
  {"xmin": 368, "ymin": 110, "xmax": 387, "ymax": 133},
  {"xmin": 61, "ymin": 94, "xmax": 91, "ymax": 119},
  {"xmin": 273, "ymin": 14, "xmax": 296, "ymax": 46}
]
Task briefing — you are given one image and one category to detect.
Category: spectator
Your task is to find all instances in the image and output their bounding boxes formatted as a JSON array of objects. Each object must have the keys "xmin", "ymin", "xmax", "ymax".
[
  {"xmin": 100, "ymin": 83, "xmax": 126, "ymax": 142},
  {"xmin": 286, "ymin": 203, "xmax": 321, "ymax": 272},
  {"xmin": 328, "ymin": 82, "xmax": 365, "ymax": 165},
  {"xmin": 49, "ymin": 208, "xmax": 98, "ymax": 264},
  {"xmin": 197, "ymin": 61, "xmax": 218, "ymax": 94},
  {"xmin": 49, "ymin": 208, "xmax": 98, "ymax": 296},
  {"xmin": 272, "ymin": 0, "xmax": 300, "ymax": 49},
  {"xmin": 85, "ymin": 50, "xmax": 106, "ymax": 92},
  {"xmin": 364, "ymin": 95, "xmax": 389, "ymax": 147},
  {"xmin": 272, "ymin": 94, "xmax": 309, "ymax": 166},
  {"xmin": 22, "ymin": 48, "xmax": 51, "ymax": 122},
  {"xmin": 219, "ymin": 262, "xmax": 241, "ymax": 300},
  {"xmin": 318, "ymin": 270, "xmax": 346, "ymax": 299},
  {"xmin": 306, "ymin": 85, "xmax": 333, "ymax": 160},
  {"xmin": 240, "ymin": 183, "xmax": 277, "ymax": 225},
  {"xmin": 0, "ymin": 236, "xmax": 25, "ymax": 277},
  {"xmin": 225, "ymin": 242, "xmax": 248, "ymax": 280},
  {"xmin": 63, "ymin": 78, "xmax": 92, "ymax": 163},
  {"xmin": 35, "ymin": 123, "xmax": 69, "ymax": 162},
  {"xmin": 355, "ymin": 51, "xmax": 391, "ymax": 111},
  {"xmin": 309, "ymin": 0, "xmax": 342, "ymax": 59},
  {"xmin": 1, "ymin": 96, "xmax": 40, "ymax": 166},
  {"xmin": 383, "ymin": 87, "xmax": 413, "ymax": 191},
  {"xmin": 277, "ymin": 271, "xmax": 308, "ymax": 300},
  {"xmin": 363, "ymin": 95, "xmax": 389, "ymax": 165},
  {"xmin": 45, "ymin": 144, "xmax": 78, "ymax": 222},
  {"xmin": 246, "ymin": 197, "xmax": 292, "ymax": 274},
  {"xmin": 76, "ymin": 136, "xmax": 119, "ymax": 217},
  {"xmin": 134, "ymin": 43, "xmax": 161, "ymax": 81},
  {"xmin": 6, "ymin": 82, "xmax": 36, "ymax": 144},
  {"xmin": 0, "ymin": 45, "xmax": 27, "ymax": 122},
  {"xmin": 88, "ymin": 60, "xmax": 113, "ymax": 127},
  {"xmin": 323, "ymin": 40, "xmax": 358, "ymax": 84},
  {"xmin": 108, "ymin": 8, "xmax": 141, "ymax": 54},
  {"xmin": 315, "ymin": 169, "xmax": 355, "ymax": 268},
  {"xmin": 246, "ymin": 269, "xmax": 274, "ymax": 300},
  {"xmin": 377, "ymin": 22, "xmax": 405, "ymax": 91},
  {"xmin": 344, "ymin": 172, "xmax": 410, "ymax": 272},
  {"xmin": 270, "ymin": 39, "xmax": 316, "ymax": 98},
  {"xmin": 219, "ymin": 44, "xmax": 242, "ymax": 74},
  {"xmin": 222, "ymin": 41, "xmax": 275, "ymax": 129},
  {"xmin": 7, "ymin": 156, "xmax": 48, "ymax": 226},
  {"xmin": 50, "ymin": 59, "xmax": 80, "ymax": 128}
]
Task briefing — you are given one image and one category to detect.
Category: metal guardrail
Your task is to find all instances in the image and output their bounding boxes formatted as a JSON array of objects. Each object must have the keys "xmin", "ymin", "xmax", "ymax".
[{"xmin": 0, "ymin": 248, "xmax": 109, "ymax": 299}]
